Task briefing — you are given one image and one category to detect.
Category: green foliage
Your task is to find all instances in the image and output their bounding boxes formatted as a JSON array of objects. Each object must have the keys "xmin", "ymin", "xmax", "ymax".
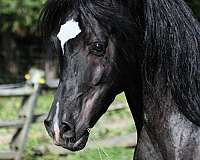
[
  {"xmin": 67, "ymin": 147, "xmax": 133, "ymax": 160},
  {"xmin": 0, "ymin": 97, "xmax": 21, "ymax": 120},
  {"xmin": 25, "ymin": 147, "xmax": 133, "ymax": 160},
  {"xmin": 0, "ymin": 0, "xmax": 45, "ymax": 33},
  {"xmin": 0, "ymin": 0, "xmax": 199, "ymax": 33}
]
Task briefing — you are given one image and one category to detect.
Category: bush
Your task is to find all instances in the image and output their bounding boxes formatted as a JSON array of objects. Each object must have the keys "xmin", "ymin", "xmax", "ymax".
[{"xmin": 0, "ymin": 0, "xmax": 45, "ymax": 33}]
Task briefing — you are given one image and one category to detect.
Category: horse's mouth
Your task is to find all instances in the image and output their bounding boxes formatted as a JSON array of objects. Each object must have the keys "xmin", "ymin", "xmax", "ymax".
[{"xmin": 61, "ymin": 131, "xmax": 89, "ymax": 151}]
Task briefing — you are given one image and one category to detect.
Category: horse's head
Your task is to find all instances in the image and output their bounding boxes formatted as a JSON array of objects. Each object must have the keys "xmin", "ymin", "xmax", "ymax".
[{"xmin": 42, "ymin": 0, "xmax": 141, "ymax": 151}]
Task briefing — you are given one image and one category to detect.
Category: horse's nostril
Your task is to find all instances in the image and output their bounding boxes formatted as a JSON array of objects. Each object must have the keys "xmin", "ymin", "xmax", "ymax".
[
  {"xmin": 62, "ymin": 123, "xmax": 71, "ymax": 132},
  {"xmin": 44, "ymin": 119, "xmax": 51, "ymax": 128},
  {"xmin": 44, "ymin": 119, "xmax": 54, "ymax": 138},
  {"xmin": 61, "ymin": 121, "xmax": 74, "ymax": 138}
]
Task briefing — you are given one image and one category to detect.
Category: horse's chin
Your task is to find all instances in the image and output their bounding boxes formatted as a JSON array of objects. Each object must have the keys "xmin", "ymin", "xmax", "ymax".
[{"xmin": 62, "ymin": 131, "xmax": 89, "ymax": 151}]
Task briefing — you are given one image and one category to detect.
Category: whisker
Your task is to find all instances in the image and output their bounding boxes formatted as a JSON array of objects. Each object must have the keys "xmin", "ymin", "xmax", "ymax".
[
  {"xmin": 98, "ymin": 146, "xmax": 103, "ymax": 160},
  {"xmin": 89, "ymin": 129, "xmax": 113, "ymax": 160}
]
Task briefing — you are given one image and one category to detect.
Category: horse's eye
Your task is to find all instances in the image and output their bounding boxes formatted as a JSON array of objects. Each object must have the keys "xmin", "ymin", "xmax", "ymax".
[
  {"xmin": 90, "ymin": 42, "xmax": 106, "ymax": 56},
  {"xmin": 93, "ymin": 43, "xmax": 104, "ymax": 52}
]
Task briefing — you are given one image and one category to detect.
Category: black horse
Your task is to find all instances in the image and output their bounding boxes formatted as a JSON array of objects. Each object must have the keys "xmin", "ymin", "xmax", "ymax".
[{"xmin": 40, "ymin": 0, "xmax": 200, "ymax": 159}]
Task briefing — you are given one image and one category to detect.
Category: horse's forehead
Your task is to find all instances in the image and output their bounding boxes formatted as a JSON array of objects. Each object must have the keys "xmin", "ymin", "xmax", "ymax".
[{"xmin": 57, "ymin": 20, "xmax": 81, "ymax": 53}]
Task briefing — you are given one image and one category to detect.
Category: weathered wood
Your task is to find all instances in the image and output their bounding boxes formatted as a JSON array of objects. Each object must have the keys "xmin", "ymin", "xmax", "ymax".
[
  {"xmin": 0, "ymin": 151, "xmax": 17, "ymax": 160},
  {"xmin": 0, "ymin": 86, "xmax": 34, "ymax": 97},
  {"xmin": 10, "ymin": 85, "xmax": 41, "ymax": 160},
  {"xmin": 0, "ymin": 79, "xmax": 58, "ymax": 98},
  {"xmin": 44, "ymin": 79, "xmax": 59, "ymax": 89},
  {"xmin": 0, "ymin": 83, "xmax": 25, "ymax": 89},
  {"xmin": 0, "ymin": 114, "xmax": 47, "ymax": 129},
  {"xmin": 0, "ymin": 120, "xmax": 24, "ymax": 128},
  {"xmin": 32, "ymin": 113, "xmax": 47, "ymax": 123},
  {"xmin": 0, "ymin": 69, "xmax": 47, "ymax": 160}
]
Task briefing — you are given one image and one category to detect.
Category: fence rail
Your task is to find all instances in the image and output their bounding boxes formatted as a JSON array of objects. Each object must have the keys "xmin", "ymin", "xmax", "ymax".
[
  {"xmin": 0, "ymin": 69, "xmax": 137, "ymax": 159},
  {"xmin": 0, "ymin": 69, "xmax": 55, "ymax": 160},
  {"xmin": 0, "ymin": 120, "xmax": 24, "ymax": 128}
]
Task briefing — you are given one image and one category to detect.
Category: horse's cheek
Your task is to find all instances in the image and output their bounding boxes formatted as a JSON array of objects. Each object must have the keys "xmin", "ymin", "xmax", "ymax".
[{"xmin": 92, "ymin": 65, "xmax": 105, "ymax": 86}]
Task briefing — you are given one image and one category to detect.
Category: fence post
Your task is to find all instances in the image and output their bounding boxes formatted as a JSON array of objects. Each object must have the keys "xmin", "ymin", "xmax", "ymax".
[
  {"xmin": 0, "ymin": 69, "xmax": 45, "ymax": 160},
  {"xmin": 10, "ymin": 84, "xmax": 41, "ymax": 160}
]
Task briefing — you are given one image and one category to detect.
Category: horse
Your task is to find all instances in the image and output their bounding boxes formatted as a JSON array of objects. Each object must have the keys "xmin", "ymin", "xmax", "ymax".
[{"xmin": 39, "ymin": 0, "xmax": 200, "ymax": 159}]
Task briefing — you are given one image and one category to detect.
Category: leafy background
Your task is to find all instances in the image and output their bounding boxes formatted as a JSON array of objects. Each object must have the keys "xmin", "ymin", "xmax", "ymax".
[
  {"xmin": 0, "ymin": 0, "xmax": 45, "ymax": 33},
  {"xmin": 0, "ymin": 0, "xmax": 199, "ymax": 33}
]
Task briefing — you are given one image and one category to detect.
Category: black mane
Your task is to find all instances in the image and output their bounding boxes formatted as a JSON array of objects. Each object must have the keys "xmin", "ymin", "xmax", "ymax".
[
  {"xmin": 39, "ymin": 0, "xmax": 141, "ymax": 39},
  {"xmin": 144, "ymin": 0, "xmax": 200, "ymax": 125}
]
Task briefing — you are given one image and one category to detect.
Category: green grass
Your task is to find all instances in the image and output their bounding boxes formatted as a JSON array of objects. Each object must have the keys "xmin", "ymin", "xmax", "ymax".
[
  {"xmin": 0, "ymin": 92, "xmax": 135, "ymax": 159},
  {"xmin": 67, "ymin": 147, "xmax": 134, "ymax": 160},
  {"xmin": 25, "ymin": 147, "xmax": 134, "ymax": 160}
]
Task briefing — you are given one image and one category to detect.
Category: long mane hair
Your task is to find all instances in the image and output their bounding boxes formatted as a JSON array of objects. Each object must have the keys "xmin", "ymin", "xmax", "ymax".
[
  {"xmin": 39, "ymin": 0, "xmax": 142, "ymax": 38},
  {"xmin": 144, "ymin": 0, "xmax": 200, "ymax": 126},
  {"xmin": 40, "ymin": 0, "xmax": 200, "ymax": 125}
]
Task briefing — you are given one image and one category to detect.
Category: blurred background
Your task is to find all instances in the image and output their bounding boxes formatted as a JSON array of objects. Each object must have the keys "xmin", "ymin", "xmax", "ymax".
[{"xmin": 0, "ymin": 0, "xmax": 199, "ymax": 159}]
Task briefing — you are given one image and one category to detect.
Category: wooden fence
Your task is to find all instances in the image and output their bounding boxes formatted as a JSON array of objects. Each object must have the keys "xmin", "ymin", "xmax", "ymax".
[
  {"xmin": 0, "ymin": 69, "xmax": 137, "ymax": 160},
  {"xmin": 0, "ymin": 69, "xmax": 58, "ymax": 160}
]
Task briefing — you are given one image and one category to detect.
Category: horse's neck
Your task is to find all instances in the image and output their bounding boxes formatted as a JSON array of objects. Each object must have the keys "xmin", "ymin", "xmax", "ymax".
[
  {"xmin": 137, "ymin": 87, "xmax": 200, "ymax": 158},
  {"xmin": 125, "ymin": 76, "xmax": 200, "ymax": 158},
  {"xmin": 142, "ymin": 0, "xmax": 200, "ymax": 126},
  {"xmin": 124, "ymin": 81, "xmax": 144, "ymax": 136},
  {"xmin": 129, "ymin": 0, "xmax": 200, "ymax": 158}
]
